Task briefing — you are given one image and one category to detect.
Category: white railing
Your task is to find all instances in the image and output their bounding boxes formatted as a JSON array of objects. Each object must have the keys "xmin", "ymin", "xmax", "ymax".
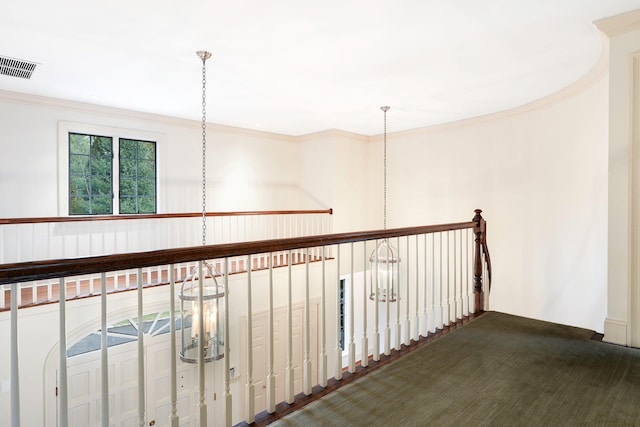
[
  {"xmin": 0, "ymin": 210, "xmax": 333, "ymax": 262},
  {"xmin": 0, "ymin": 210, "xmax": 490, "ymax": 427},
  {"xmin": 0, "ymin": 210, "xmax": 332, "ymax": 310}
]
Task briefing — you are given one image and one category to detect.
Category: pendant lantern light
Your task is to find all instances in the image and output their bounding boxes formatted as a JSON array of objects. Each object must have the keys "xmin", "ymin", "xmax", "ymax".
[
  {"xmin": 369, "ymin": 106, "xmax": 400, "ymax": 302},
  {"xmin": 179, "ymin": 51, "xmax": 225, "ymax": 363}
]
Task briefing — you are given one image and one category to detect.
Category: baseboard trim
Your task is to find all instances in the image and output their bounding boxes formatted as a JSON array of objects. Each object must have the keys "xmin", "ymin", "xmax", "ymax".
[{"xmin": 603, "ymin": 318, "xmax": 628, "ymax": 346}]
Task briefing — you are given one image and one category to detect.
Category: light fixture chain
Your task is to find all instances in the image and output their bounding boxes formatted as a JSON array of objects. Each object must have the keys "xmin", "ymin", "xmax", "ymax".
[
  {"xmin": 381, "ymin": 106, "xmax": 390, "ymax": 231},
  {"xmin": 383, "ymin": 109, "xmax": 387, "ymax": 230},
  {"xmin": 200, "ymin": 53, "xmax": 208, "ymax": 246}
]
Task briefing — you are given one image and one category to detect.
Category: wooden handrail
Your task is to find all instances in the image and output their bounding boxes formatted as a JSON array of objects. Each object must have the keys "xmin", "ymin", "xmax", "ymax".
[
  {"xmin": 0, "ymin": 209, "xmax": 333, "ymax": 225},
  {"xmin": 482, "ymin": 220, "xmax": 492, "ymax": 293},
  {"xmin": 0, "ymin": 220, "xmax": 475, "ymax": 286}
]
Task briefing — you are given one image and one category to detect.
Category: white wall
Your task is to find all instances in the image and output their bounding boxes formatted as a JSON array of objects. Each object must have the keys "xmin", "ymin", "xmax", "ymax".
[
  {"xmin": 298, "ymin": 129, "xmax": 372, "ymax": 233},
  {"xmin": 374, "ymin": 67, "xmax": 609, "ymax": 332},
  {"xmin": 0, "ymin": 92, "xmax": 314, "ymax": 218},
  {"xmin": 1, "ymin": 61, "xmax": 613, "ymax": 333}
]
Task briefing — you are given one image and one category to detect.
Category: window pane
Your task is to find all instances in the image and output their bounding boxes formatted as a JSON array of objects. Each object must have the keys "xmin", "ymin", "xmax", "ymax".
[
  {"xmin": 120, "ymin": 178, "xmax": 136, "ymax": 196},
  {"xmin": 91, "ymin": 176, "xmax": 111, "ymax": 195},
  {"xmin": 69, "ymin": 133, "xmax": 114, "ymax": 215},
  {"xmin": 120, "ymin": 197, "xmax": 137, "ymax": 214},
  {"xmin": 70, "ymin": 176, "xmax": 90, "ymax": 196},
  {"xmin": 91, "ymin": 136, "xmax": 112, "ymax": 157},
  {"xmin": 138, "ymin": 197, "xmax": 156, "ymax": 213},
  {"xmin": 91, "ymin": 195, "xmax": 112, "ymax": 214},
  {"xmin": 137, "ymin": 178, "xmax": 155, "ymax": 197},
  {"xmin": 119, "ymin": 159, "xmax": 137, "ymax": 178},
  {"xmin": 70, "ymin": 196, "xmax": 90, "ymax": 214},
  {"xmin": 138, "ymin": 160, "xmax": 155, "ymax": 178},
  {"xmin": 119, "ymin": 139, "xmax": 156, "ymax": 214},
  {"xmin": 119, "ymin": 139, "xmax": 137, "ymax": 159},
  {"xmin": 69, "ymin": 134, "xmax": 90, "ymax": 155},
  {"xmin": 70, "ymin": 155, "xmax": 90, "ymax": 175},
  {"xmin": 92, "ymin": 157, "xmax": 111, "ymax": 177},
  {"xmin": 138, "ymin": 141, "xmax": 155, "ymax": 160}
]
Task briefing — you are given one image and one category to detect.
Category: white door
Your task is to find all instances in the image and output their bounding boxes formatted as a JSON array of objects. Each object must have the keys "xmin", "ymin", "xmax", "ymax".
[
  {"xmin": 64, "ymin": 335, "xmax": 196, "ymax": 427},
  {"xmin": 65, "ymin": 341, "xmax": 140, "ymax": 427},
  {"xmin": 241, "ymin": 301, "xmax": 318, "ymax": 415},
  {"xmin": 146, "ymin": 337, "xmax": 195, "ymax": 427}
]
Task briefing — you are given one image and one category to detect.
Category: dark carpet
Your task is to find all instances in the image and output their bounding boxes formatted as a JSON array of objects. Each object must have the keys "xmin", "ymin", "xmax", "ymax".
[{"xmin": 272, "ymin": 311, "xmax": 640, "ymax": 426}]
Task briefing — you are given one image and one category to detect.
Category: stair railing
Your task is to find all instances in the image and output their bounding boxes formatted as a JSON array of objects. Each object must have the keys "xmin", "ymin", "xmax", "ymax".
[{"xmin": 0, "ymin": 209, "xmax": 490, "ymax": 427}]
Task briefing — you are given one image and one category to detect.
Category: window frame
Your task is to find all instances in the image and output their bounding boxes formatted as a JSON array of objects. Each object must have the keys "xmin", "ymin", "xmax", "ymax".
[{"xmin": 58, "ymin": 122, "xmax": 163, "ymax": 216}]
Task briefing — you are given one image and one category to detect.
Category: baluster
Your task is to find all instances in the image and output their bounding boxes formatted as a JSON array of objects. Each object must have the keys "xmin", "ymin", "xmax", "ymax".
[
  {"xmin": 348, "ymin": 243, "xmax": 356, "ymax": 373},
  {"xmin": 372, "ymin": 240, "xmax": 380, "ymax": 362},
  {"xmin": 383, "ymin": 240, "xmax": 391, "ymax": 356},
  {"xmin": 303, "ymin": 248, "xmax": 312, "ymax": 395},
  {"xmin": 267, "ymin": 254, "xmax": 276, "ymax": 413},
  {"xmin": 335, "ymin": 244, "xmax": 343, "ymax": 378},
  {"xmin": 423, "ymin": 233, "xmax": 428, "ymax": 336},
  {"xmin": 59, "ymin": 277, "xmax": 68, "ymax": 427},
  {"xmin": 223, "ymin": 258, "xmax": 232, "ymax": 427},
  {"xmin": 101, "ymin": 272, "xmax": 110, "ymax": 427},
  {"xmin": 465, "ymin": 228, "xmax": 470, "ymax": 316},
  {"xmin": 285, "ymin": 250, "xmax": 295, "ymax": 403},
  {"xmin": 112, "ymin": 271, "xmax": 118, "ymax": 293},
  {"xmin": 453, "ymin": 230, "xmax": 457, "ymax": 320},
  {"xmin": 361, "ymin": 242, "xmax": 368, "ymax": 368},
  {"xmin": 29, "ymin": 282, "xmax": 36, "ymax": 306},
  {"xmin": 169, "ymin": 265, "xmax": 180, "ymax": 427},
  {"xmin": 395, "ymin": 236, "xmax": 401, "ymax": 350},
  {"xmin": 404, "ymin": 236, "xmax": 411, "ymax": 346},
  {"xmin": 11, "ymin": 282, "xmax": 20, "ymax": 427},
  {"xmin": 320, "ymin": 246, "xmax": 328, "ymax": 385},
  {"xmin": 459, "ymin": 229, "xmax": 464, "ymax": 319},
  {"xmin": 138, "ymin": 268, "xmax": 147, "ymax": 427},
  {"xmin": 446, "ymin": 231, "xmax": 451, "ymax": 325},
  {"xmin": 439, "ymin": 232, "xmax": 444, "ymax": 329},
  {"xmin": 414, "ymin": 235, "xmax": 419, "ymax": 341},
  {"xmin": 245, "ymin": 255, "xmax": 255, "ymax": 423},
  {"xmin": 431, "ymin": 233, "xmax": 436, "ymax": 333}
]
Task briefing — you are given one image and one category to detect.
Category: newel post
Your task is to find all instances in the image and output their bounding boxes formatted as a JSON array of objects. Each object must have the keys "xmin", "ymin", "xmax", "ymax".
[{"xmin": 473, "ymin": 209, "xmax": 485, "ymax": 313}]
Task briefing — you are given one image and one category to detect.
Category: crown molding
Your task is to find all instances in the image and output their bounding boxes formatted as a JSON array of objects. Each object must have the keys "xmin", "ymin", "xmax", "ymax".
[
  {"xmin": 297, "ymin": 128, "xmax": 369, "ymax": 142},
  {"xmin": 0, "ymin": 89, "xmax": 296, "ymax": 142},
  {"xmin": 595, "ymin": 8, "xmax": 640, "ymax": 37}
]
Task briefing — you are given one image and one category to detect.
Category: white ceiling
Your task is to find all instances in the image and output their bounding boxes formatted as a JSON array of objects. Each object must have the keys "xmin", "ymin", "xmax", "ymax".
[{"xmin": 1, "ymin": 1, "xmax": 639, "ymax": 136}]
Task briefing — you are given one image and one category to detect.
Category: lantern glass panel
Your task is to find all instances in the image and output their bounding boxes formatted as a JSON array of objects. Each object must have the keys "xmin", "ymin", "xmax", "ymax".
[{"xmin": 179, "ymin": 261, "xmax": 225, "ymax": 363}]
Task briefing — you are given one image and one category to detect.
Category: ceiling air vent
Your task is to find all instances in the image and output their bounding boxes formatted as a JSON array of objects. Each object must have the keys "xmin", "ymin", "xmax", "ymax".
[{"xmin": 0, "ymin": 55, "xmax": 38, "ymax": 79}]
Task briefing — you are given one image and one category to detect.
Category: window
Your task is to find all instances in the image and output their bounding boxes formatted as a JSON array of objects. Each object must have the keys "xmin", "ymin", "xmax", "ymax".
[
  {"xmin": 67, "ymin": 311, "xmax": 180, "ymax": 357},
  {"xmin": 69, "ymin": 133, "xmax": 114, "ymax": 214},
  {"xmin": 119, "ymin": 138, "xmax": 157, "ymax": 214},
  {"xmin": 65, "ymin": 127, "xmax": 157, "ymax": 215}
]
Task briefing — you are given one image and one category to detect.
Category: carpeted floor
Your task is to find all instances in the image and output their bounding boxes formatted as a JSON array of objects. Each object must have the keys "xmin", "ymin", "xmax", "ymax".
[{"xmin": 271, "ymin": 311, "xmax": 640, "ymax": 426}]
